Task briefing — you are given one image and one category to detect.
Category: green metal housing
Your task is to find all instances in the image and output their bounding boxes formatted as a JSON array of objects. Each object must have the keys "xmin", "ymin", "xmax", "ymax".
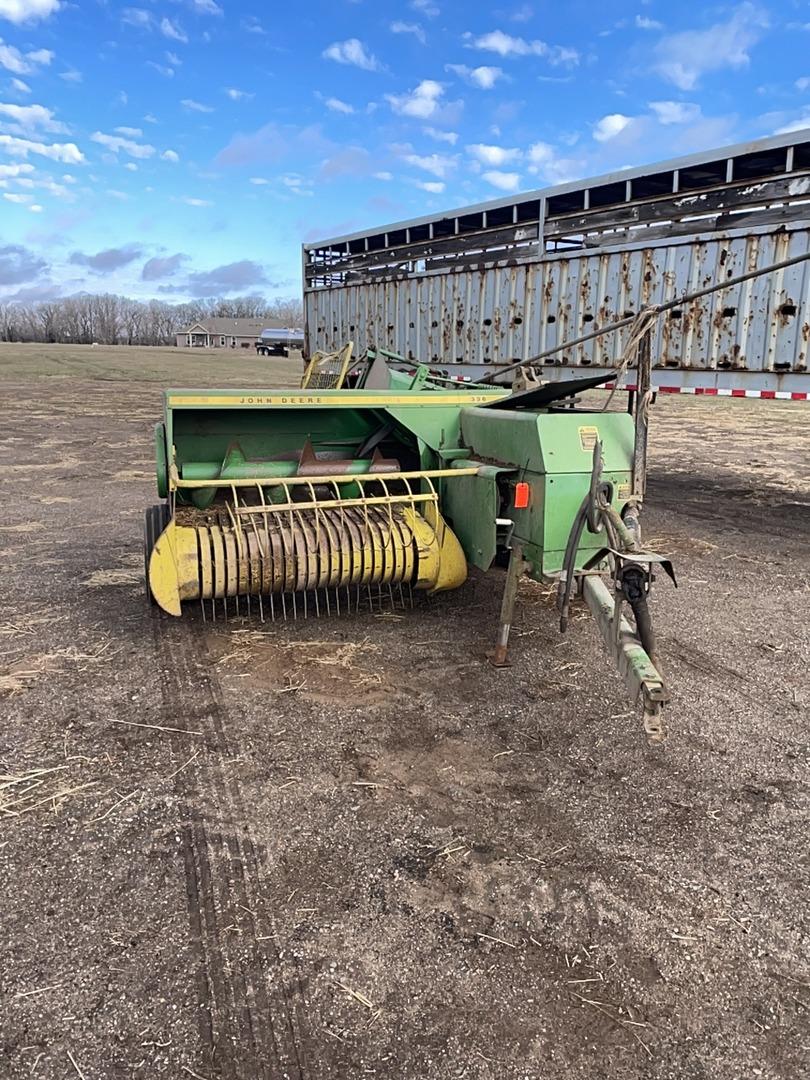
[
  {"xmin": 445, "ymin": 407, "xmax": 634, "ymax": 579},
  {"xmin": 156, "ymin": 386, "xmax": 634, "ymax": 583}
]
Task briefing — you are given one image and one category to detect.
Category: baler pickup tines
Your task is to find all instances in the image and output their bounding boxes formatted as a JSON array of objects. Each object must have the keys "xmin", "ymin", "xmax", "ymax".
[{"xmin": 148, "ymin": 467, "xmax": 472, "ymax": 618}]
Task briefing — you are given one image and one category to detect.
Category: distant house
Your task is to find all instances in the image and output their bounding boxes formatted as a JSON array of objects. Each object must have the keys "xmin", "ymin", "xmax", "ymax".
[{"xmin": 176, "ymin": 317, "xmax": 282, "ymax": 349}]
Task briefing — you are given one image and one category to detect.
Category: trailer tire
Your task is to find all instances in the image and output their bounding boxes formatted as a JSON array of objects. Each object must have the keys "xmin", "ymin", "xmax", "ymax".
[
  {"xmin": 629, "ymin": 593, "xmax": 656, "ymax": 663},
  {"xmin": 144, "ymin": 502, "xmax": 171, "ymax": 603}
]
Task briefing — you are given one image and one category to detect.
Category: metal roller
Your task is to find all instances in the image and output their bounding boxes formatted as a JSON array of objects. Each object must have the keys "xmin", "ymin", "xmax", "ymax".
[{"xmin": 146, "ymin": 502, "xmax": 467, "ymax": 617}]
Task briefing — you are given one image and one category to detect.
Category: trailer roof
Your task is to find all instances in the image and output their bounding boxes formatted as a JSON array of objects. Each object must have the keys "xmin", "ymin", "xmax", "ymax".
[{"xmin": 304, "ymin": 128, "xmax": 810, "ymax": 252}]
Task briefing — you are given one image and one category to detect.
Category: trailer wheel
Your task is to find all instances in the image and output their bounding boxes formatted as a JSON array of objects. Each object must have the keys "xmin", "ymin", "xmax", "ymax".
[{"xmin": 144, "ymin": 502, "xmax": 171, "ymax": 603}]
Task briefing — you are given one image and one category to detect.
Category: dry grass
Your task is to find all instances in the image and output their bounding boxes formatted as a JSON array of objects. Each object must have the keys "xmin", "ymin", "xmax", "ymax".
[
  {"xmin": 0, "ymin": 522, "xmax": 44, "ymax": 534},
  {"xmin": 108, "ymin": 469, "xmax": 151, "ymax": 482},
  {"xmin": 82, "ymin": 567, "xmax": 143, "ymax": 588},
  {"xmin": 0, "ymin": 765, "xmax": 97, "ymax": 819},
  {"xmin": 216, "ymin": 632, "xmax": 384, "ymax": 691},
  {"xmin": 0, "ymin": 612, "xmax": 67, "ymax": 639},
  {"xmin": 0, "ymin": 643, "xmax": 115, "ymax": 696},
  {"xmin": 0, "ymin": 341, "xmax": 303, "ymax": 384}
]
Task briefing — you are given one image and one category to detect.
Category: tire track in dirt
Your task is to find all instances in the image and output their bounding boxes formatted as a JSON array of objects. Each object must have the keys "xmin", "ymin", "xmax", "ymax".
[{"xmin": 152, "ymin": 615, "xmax": 310, "ymax": 1080}]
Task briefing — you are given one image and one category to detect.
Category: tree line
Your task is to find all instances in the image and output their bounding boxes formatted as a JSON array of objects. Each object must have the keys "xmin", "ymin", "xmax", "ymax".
[{"xmin": 0, "ymin": 294, "xmax": 304, "ymax": 346}]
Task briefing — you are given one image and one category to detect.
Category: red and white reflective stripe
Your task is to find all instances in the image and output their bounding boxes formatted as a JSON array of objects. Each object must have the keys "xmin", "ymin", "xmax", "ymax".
[{"xmin": 603, "ymin": 383, "xmax": 810, "ymax": 401}]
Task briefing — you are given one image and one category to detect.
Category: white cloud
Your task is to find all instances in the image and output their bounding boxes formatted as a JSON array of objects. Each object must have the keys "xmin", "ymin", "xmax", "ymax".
[
  {"xmin": 121, "ymin": 8, "xmax": 151, "ymax": 28},
  {"xmin": 160, "ymin": 17, "xmax": 188, "ymax": 43},
  {"xmin": 59, "ymin": 68, "xmax": 81, "ymax": 83},
  {"xmin": 411, "ymin": 0, "xmax": 438, "ymax": 16},
  {"xmin": 3, "ymin": 190, "xmax": 32, "ymax": 202},
  {"xmin": 775, "ymin": 114, "xmax": 810, "ymax": 135},
  {"xmin": 10, "ymin": 77, "xmax": 29, "ymax": 92},
  {"xmin": 124, "ymin": 161, "xmax": 138, "ymax": 171},
  {"xmin": 653, "ymin": 3, "xmax": 766, "ymax": 91},
  {"xmin": 649, "ymin": 100, "xmax": 701, "ymax": 124},
  {"xmin": 526, "ymin": 141, "xmax": 554, "ymax": 166},
  {"xmin": 0, "ymin": 40, "xmax": 53, "ymax": 75},
  {"xmin": 249, "ymin": 176, "xmax": 268, "ymax": 185},
  {"xmin": 190, "ymin": 0, "xmax": 222, "ymax": 13},
  {"xmin": 401, "ymin": 150, "xmax": 456, "ymax": 177},
  {"xmin": 593, "ymin": 113, "xmax": 632, "ymax": 141},
  {"xmin": 446, "ymin": 63, "xmax": 503, "ymax": 89},
  {"xmin": 464, "ymin": 29, "xmax": 579, "ymax": 65},
  {"xmin": 281, "ymin": 173, "xmax": 313, "ymax": 197},
  {"xmin": 636, "ymin": 15, "xmax": 663, "ymax": 31},
  {"xmin": 413, "ymin": 179, "xmax": 444, "ymax": 193},
  {"xmin": 324, "ymin": 96, "xmax": 354, "ymax": 114},
  {"xmin": 147, "ymin": 61, "xmax": 174, "ymax": 78},
  {"xmin": 36, "ymin": 178, "xmax": 67, "ymax": 197},
  {"xmin": 796, "ymin": 77, "xmax": 810, "ymax": 92},
  {"xmin": 390, "ymin": 21, "xmax": 425, "ymax": 44},
  {"xmin": 467, "ymin": 142, "xmax": 521, "ymax": 166},
  {"xmin": 322, "ymin": 38, "xmax": 380, "ymax": 72},
  {"xmin": 28, "ymin": 201, "xmax": 41, "ymax": 211},
  {"xmin": 373, "ymin": 170, "xmax": 393, "ymax": 180},
  {"xmin": 180, "ymin": 196, "xmax": 212, "ymax": 206},
  {"xmin": 181, "ymin": 98, "xmax": 213, "ymax": 113},
  {"xmin": 225, "ymin": 87, "xmax": 253, "ymax": 101},
  {"xmin": 524, "ymin": 141, "xmax": 584, "ymax": 184},
  {"xmin": 115, "ymin": 125, "xmax": 142, "ymax": 137},
  {"xmin": 386, "ymin": 79, "xmax": 444, "ymax": 118},
  {"xmin": 0, "ymin": 160, "xmax": 32, "ymax": 175},
  {"xmin": 0, "ymin": 133, "xmax": 83, "ymax": 162},
  {"xmin": 0, "ymin": 0, "xmax": 60, "ymax": 24},
  {"xmin": 161, "ymin": 148, "xmax": 179, "ymax": 162},
  {"xmin": 466, "ymin": 29, "xmax": 533, "ymax": 55},
  {"xmin": 424, "ymin": 126, "xmax": 458, "ymax": 144},
  {"xmin": 482, "ymin": 169, "xmax": 521, "ymax": 191},
  {"xmin": 13, "ymin": 174, "xmax": 68, "ymax": 197},
  {"xmin": 0, "ymin": 102, "xmax": 68, "ymax": 132},
  {"xmin": 91, "ymin": 130, "xmax": 156, "ymax": 158}
]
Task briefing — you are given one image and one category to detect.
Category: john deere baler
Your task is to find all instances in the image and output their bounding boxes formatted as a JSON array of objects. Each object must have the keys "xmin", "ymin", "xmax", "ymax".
[{"xmin": 145, "ymin": 366, "xmax": 672, "ymax": 740}]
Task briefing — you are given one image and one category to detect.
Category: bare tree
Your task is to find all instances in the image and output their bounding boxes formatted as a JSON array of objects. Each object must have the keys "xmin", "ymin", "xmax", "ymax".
[
  {"xmin": 267, "ymin": 297, "xmax": 304, "ymax": 326},
  {"xmin": 0, "ymin": 291, "xmax": 305, "ymax": 345}
]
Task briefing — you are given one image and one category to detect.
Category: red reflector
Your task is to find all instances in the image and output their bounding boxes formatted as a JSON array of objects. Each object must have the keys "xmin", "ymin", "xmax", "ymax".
[{"xmin": 514, "ymin": 482, "xmax": 530, "ymax": 509}]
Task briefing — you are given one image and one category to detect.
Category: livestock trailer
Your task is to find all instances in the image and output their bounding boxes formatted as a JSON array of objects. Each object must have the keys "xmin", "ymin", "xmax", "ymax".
[{"xmin": 303, "ymin": 130, "xmax": 810, "ymax": 401}]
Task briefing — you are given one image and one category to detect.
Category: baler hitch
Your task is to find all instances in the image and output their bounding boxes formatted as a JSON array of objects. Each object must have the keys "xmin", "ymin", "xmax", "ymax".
[{"xmin": 556, "ymin": 441, "xmax": 675, "ymax": 743}]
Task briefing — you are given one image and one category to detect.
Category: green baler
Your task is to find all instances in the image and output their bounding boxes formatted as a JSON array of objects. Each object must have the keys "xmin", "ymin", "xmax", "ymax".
[{"xmin": 145, "ymin": 364, "xmax": 672, "ymax": 740}]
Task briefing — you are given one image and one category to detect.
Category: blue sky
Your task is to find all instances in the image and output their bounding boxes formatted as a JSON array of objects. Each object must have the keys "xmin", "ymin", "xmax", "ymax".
[{"xmin": 0, "ymin": 0, "xmax": 809, "ymax": 303}]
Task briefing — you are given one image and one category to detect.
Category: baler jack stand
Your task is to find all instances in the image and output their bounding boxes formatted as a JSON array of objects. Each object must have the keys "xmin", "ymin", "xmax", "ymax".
[{"xmin": 491, "ymin": 542, "xmax": 526, "ymax": 668}]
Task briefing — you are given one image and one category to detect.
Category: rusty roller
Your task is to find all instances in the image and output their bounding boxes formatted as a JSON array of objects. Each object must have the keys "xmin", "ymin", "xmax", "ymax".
[{"xmin": 147, "ymin": 502, "xmax": 467, "ymax": 617}]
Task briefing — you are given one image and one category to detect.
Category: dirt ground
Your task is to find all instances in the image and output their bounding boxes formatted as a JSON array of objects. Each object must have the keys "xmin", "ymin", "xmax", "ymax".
[{"xmin": 1, "ymin": 343, "xmax": 808, "ymax": 1080}]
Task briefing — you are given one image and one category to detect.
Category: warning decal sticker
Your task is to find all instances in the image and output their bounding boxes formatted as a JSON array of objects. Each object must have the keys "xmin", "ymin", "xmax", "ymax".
[{"xmin": 578, "ymin": 425, "xmax": 599, "ymax": 452}]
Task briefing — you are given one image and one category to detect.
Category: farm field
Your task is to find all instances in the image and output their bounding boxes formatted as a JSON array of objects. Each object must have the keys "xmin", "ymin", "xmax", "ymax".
[{"xmin": 1, "ymin": 342, "xmax": 808, "ymax": 1080}]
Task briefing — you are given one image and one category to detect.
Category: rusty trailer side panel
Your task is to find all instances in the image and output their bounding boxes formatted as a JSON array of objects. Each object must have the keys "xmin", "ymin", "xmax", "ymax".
[
  {"xmin": 304, "ymin": 225, "xmax": 810, "ymax": 392},
  {"xmin": 303, "ymin": 131, "xmax": 810, "ymax": 392}
]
